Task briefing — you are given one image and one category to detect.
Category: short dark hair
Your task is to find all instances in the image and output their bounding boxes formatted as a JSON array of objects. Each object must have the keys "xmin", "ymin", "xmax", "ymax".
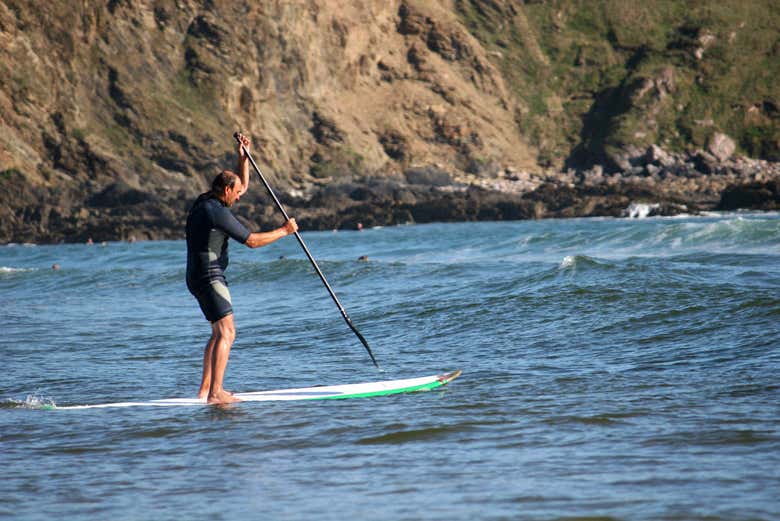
[{"xmin": 211, "ymin": 170, "xmax": 238, "ymax": 194}]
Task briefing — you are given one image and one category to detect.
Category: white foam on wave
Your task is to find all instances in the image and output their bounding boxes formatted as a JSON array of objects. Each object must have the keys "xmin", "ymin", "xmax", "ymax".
[
  {"xmin": 624, "ymin": 202, "xmax": 660, "ymax": 219},
  {"xmin": 559, "ymin": 255, "xmax": 576, "ymax": 269},
  {"xmin": 0, "ymin": 266, "xmax": 35, "ymax": 273}
]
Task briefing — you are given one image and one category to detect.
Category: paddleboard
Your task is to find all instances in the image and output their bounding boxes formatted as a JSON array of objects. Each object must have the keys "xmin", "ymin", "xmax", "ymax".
[{"xmin": 51, "ymin": 370, "xmax": 462, "ymax": 410}]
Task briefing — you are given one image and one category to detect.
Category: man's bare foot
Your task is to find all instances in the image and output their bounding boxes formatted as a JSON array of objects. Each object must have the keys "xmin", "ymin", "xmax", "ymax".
[
  {"xmin": 199, "ymin": 389, "xmax": 234, "ymax": 400},
  {"xmin": 207, "ymin": 390, "xmax": 241, "ymax": 404}
]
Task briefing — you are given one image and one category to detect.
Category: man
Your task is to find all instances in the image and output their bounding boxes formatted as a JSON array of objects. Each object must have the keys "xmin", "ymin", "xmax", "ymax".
[{"xmin": 186, "ymin": 134, "xmax": 297, "ymax": 404}]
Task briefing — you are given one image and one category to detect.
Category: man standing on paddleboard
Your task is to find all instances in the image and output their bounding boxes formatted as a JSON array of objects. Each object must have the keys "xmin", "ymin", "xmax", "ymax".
[{"xmin": 186, "ymin": 133, "xmax": 298, "ymax": 404}]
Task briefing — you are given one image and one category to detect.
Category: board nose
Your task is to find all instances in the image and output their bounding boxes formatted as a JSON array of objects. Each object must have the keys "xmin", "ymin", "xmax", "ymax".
[{"xmin": 437, "ymin": 369, "xmax": 462, "ymax": 384}]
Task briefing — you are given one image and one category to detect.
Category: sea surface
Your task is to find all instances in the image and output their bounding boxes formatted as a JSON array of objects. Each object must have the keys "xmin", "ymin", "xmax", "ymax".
[{"xmin": 2, "ymin": 212, "xmax": 779, "ymax": 521}]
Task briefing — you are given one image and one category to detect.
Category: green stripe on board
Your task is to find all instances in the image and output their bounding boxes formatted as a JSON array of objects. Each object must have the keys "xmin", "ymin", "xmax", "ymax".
[{"xmin": 308, "ymin": 379, "xmax": 445, "ymax": 400}]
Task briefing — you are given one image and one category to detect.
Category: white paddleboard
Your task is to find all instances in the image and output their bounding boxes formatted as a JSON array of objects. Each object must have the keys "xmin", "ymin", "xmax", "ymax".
[{"xmin": 52, "ymin": 370, "xmax": 462, "ymax": 410}]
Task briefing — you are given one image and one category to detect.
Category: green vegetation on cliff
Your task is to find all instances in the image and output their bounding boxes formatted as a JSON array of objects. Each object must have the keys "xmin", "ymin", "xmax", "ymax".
[{"xmin": 455, "ymin": 0, "xmax": 779, "ymax": 168}]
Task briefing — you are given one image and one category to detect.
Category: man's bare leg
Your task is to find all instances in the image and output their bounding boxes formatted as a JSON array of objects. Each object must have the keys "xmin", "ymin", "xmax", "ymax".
[
  {"xmin": 197, "ymin": 329, "xmax": 218, "ymax": 400},
  {"xmin": 208, "ymin": 314, "xmax": 240, "ymax": 404}
]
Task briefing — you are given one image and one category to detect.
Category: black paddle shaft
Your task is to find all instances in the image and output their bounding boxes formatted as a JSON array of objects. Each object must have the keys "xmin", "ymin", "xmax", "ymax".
[{"xmin": 233, "ymin": 133, "xmax": 380, "ymax": 369}]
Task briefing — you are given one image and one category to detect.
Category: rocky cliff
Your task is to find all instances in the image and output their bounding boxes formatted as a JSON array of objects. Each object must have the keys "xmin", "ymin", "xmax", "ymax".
[{"xmin": 1, "ymin": 0, "xmax": 778, "ymax": 243}]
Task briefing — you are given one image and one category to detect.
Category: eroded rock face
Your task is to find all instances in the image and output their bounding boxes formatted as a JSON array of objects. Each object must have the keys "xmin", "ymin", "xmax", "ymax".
[
  {"xmin": 0, "ymin": 0, "xmax": 543, "ymax": 242},
  {"xmin": 0, "ymin": 0, "xmax": 535, "ymax": 180}
]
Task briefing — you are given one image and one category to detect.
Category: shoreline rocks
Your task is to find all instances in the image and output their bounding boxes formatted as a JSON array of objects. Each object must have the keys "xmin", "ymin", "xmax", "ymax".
[{"xmin": 1, "ymin": 146, "xmax": 778, "ymax": 244}]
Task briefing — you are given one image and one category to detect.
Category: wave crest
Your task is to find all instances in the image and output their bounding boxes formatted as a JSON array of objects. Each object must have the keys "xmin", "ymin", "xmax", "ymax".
[{"xmin": 558, "ymin": 255, "xmax": 605, "ymax": 270}]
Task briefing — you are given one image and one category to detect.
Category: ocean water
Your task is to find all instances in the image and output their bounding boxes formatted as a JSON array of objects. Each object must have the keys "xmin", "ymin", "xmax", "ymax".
[{"xmin": 2, "ymin": 212, "xmax": 779, "ymax": 521}]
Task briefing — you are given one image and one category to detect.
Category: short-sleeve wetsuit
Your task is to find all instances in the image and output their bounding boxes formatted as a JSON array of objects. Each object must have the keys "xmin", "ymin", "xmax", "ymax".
[{"xmin": 186, "ymin": 193, "xmax": 250, "ymax": 322}]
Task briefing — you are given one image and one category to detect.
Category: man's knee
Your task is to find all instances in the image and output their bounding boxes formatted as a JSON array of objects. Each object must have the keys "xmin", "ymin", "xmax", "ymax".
[
  {"xmin": 214, "ymin": 314, "xmax": 236, "ymax": 343},
  {"xmin": 225, "ymin": 325, "xmax": 236, "ymax": 344}
]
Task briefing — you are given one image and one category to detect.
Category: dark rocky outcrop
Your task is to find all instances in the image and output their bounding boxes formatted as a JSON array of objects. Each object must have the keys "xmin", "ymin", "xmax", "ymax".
[{"xmin": 717, "ymin": 180, "xmax": 780, "ymax": 211}]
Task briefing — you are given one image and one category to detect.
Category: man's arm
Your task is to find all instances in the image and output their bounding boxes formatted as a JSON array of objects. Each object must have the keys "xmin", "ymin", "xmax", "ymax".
[
  {"xmin": 235, "ymin": 133, "xmax": 250, "ymax": 196},
  {"xmin": 245, "ymin": 218, "xmax": 298, "ymax": 249}
]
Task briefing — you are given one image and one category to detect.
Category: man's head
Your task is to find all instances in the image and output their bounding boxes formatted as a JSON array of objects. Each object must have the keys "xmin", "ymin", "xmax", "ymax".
[{"xmin": 212, "ymin": 170, "xmax": 243, "ymax": 207}]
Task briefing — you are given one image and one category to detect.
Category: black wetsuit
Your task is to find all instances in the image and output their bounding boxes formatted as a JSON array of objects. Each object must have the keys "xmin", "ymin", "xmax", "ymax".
[{"xmin": 185, "ymin": 193, "xmax": 250, "ymax": 322}]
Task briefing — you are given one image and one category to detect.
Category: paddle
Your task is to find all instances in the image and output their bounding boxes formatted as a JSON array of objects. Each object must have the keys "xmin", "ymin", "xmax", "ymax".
[{"xmin": 233, "ymin": 133, "xmax": 381, "ymax": 369}]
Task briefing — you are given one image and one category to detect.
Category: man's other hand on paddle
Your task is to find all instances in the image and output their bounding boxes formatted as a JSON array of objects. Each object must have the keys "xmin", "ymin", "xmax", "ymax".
[{"xmin": 235, "ymin": 132, "xmax": 251, "ymax": 197}]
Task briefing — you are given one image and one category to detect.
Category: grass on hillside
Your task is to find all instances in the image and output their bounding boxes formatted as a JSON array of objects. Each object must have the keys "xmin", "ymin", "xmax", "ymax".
[{"xmin": 455, "ymin": 0, "xmax": 779, "ymax": 165}]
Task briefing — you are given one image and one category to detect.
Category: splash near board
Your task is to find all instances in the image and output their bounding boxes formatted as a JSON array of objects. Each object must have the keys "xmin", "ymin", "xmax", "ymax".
[{"xmin": 51, "ymin": 370, "xmax": 462, "ymax": 410}]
